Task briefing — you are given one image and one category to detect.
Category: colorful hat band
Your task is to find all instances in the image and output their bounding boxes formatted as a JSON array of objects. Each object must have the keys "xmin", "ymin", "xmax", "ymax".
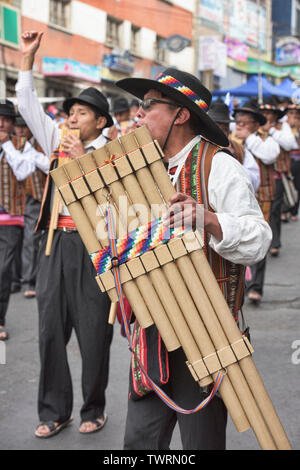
[
  {"xmin": 260, "ymin": 104, "xmax": 276, "ymax": 111},
  {"xmin": 155, "ymin": 73, "xmax": 209, "ymax": 112}
]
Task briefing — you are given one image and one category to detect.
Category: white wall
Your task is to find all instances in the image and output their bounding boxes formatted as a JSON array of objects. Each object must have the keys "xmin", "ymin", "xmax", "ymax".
[
  {"xmin": 22, "ymin": 0, "xmax": 50, "ymax": 23},
  {"xmin": 71, "ymin": 1, "xmax": 107, "ymax": 43},
  {"xmin": 140, "ymin": 27, "xmax": 157, "ymax": 60}
]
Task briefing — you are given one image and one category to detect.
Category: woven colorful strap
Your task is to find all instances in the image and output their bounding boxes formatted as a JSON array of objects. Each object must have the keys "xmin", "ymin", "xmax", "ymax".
[
  {"xmin": 90, "ymin": 216, "xmax": 189, "ymax": 275},
  {"xmin": 155, "ymin": 72, "xmax": 209, "ymax": 112},
  {"xmin": 105, "ymin": 203, "xmax": 224, "ymax": 414}
]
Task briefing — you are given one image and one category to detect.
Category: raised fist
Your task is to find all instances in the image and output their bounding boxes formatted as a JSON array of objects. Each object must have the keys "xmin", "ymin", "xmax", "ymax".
[{"xmin": 21, "ymin": 31, "xmax": 43, "ymax": 56}]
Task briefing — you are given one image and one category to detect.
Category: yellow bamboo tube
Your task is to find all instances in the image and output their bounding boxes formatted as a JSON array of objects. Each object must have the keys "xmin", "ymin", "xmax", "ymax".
[{"xmin": 191, "ymin": 249, "xmax": 292, "ymax": 451}]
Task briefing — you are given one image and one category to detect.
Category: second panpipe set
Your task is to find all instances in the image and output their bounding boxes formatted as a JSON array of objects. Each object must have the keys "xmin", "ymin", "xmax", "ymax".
[{"xmin": 51, "ymin": 125, "xmax": 291, "ymax": 450}]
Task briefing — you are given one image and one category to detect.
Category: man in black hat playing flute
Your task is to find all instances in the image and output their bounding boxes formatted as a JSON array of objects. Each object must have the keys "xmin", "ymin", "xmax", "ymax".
[
  {"xmin": 116, "ymin": 69, "xmax": 272, "ymax": 450},
  {"xmin": 16, "ymin": 31, "xmax": 113, "ymax": 438}
]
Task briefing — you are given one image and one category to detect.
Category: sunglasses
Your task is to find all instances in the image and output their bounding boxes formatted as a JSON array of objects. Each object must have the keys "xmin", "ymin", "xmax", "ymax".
[{"xmin": 139, "ymin": 98, "xmax": 181, "ymax": 111}]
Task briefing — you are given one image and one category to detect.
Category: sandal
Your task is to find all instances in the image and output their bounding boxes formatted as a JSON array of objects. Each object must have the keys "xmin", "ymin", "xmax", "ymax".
[
  {"xmin": 248, "ymin": 291, "xmax": 262, "ymax": 305},
  {"xmin": 79, "ymin": 413, "xmax": 108, "ymax": 434},
  {"xmin": 35, "ymin": 417, "xmax": 72, "ymax": 439},
  {"xmin": 0, "ymin": 327, "xmax": 9, "ymax": 341},
  {"xmin": 270, "ymin": 248, "xmax": 279, "ymax": 257},
  {"xmin": 24, "ymin": 290, "xmax": 36, "ymax": 298}
]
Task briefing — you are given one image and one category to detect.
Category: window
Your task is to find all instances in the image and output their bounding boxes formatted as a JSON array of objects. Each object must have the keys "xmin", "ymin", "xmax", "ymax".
[
  {"xmin": 130, "ymin": 25, "xmax": 140, "ymax": 55},
  {"xmin": 154, "ymin": 35, "xmax": 167, "ymax": 64},
  {"xmin": 106, "ymin": 16, "xmax": 122, "ymax": 48},
  {"xmin": 6, "ymin": 77, "xmax": 17, "ymax": 97},
  {"xmin": 49, "ymin": 0, "xmax": 71, "ymax": 30}
]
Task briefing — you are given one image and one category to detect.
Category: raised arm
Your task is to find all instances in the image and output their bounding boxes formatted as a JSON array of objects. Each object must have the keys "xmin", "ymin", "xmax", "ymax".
[{"xmin": 16, "ymin": 31, "xmax": 60, "ymax": 157}]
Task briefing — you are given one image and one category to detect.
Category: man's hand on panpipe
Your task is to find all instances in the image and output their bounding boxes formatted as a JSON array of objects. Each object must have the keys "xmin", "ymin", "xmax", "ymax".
[
  {"xmin": 163, "ymin": 192, "xmax": 223, "ymax": 241},
  {"xmin": 61, "ymin": 132, "xmax": 85, "ymax": 159}
]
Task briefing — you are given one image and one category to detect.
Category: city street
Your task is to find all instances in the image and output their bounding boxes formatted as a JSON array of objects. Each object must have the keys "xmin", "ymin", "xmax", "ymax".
[{"xmin": 0, "ymin": 219, "xmax": 299, "ymax": 452}]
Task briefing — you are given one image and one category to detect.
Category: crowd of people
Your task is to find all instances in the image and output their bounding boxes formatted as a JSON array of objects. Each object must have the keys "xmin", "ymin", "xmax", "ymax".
[{"xmin": 0, "ymin": 30, "xmax": 298, "ymax": 449}]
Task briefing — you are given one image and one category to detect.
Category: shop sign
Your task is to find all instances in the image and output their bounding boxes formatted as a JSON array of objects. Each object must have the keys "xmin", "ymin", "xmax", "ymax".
[{"xmin": 42, "ymin": 57, "xmax": 101, "ymax": 83}]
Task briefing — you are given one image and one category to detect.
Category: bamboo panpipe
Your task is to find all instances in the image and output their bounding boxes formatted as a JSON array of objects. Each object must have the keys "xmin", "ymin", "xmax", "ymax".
[
  {"xmin": 50, "ymin": 126, "xmax": 291, "ymax": 450},
  {"xmin": 52, "ymin": 131, "xmax": 251, "ymax": 433},
  {"xmin": 45, "ymin": 128, "xmax": 80, "ymax": 256}
]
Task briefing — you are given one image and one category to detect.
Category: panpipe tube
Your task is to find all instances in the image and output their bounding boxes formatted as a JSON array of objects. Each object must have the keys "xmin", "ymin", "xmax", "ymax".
[
  {"xmin": 92, "ymin": 147, "xmax": 140, "ymax": 238},
  {"xmin": 105, "ymin": 139, "xmax": 153, "ymax": 223},
  {"xmin": 191, "ymin": 249, "xmax": 292, "ymax": 451},
  {"xmin": 141, "ymin": 137, "xmax": 290, "ymax": 449},
  {"xmin": 119, "ymin": 133, "xmax": 166, "ymax": 219},
  {"xmin": 50, "ymin": 166, "xmax": 102, "ymax": 254}
]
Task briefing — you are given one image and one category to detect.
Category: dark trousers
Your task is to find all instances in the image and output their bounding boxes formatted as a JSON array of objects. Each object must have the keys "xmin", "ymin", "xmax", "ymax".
[
  {"xmin": 290, "ymin": 159, "xmax": 300, "ymax": 216},
  {"xmin": 22, "ymin": 196, "xmax": 42, "ymax": 289},
  {"xmin": 270, "ymin": 179, "xmax": 284, "ymax": 249},
  {"xmin": 0, "ymin": 225, "xmax": 23, "ymax": 326},
  {"xmin": 36, "ymin": 230, "xmax": 113, "ymax": 424},
  {"xmin": 123, "ymin": 348, "xmax": 227, "ymax": 450},
  {"xmin": 246, "ymin": 257, "xmax": 267, "ymax": 296}
]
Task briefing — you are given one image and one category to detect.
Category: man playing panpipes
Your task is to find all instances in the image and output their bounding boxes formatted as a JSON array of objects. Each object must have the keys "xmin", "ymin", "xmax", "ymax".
[
  {"xmin": 16, "ymin": 31, "xmax": 114, "ymax": 438},
  {"xmin": 116, "ymin": 69, "xmax": 272, "ymax": 450}
]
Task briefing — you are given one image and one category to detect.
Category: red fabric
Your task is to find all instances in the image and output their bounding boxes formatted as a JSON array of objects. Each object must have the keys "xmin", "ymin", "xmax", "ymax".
[{"xmin": 116, "ymin": 297, "xmax": 133, "ymax": 337}]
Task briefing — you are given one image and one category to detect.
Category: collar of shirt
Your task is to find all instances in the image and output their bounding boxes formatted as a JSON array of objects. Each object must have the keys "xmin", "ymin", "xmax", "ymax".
[
  {"xmin": 84, "ymin": 133, "xmax": 108, "ymax": 152},
  {"xmin": 168, "ymin": 135, "xmax": 201, "ymax": 186}
]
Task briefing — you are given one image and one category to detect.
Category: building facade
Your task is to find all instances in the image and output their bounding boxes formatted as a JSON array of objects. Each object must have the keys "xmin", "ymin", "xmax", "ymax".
[
  {"xmin": 0, "ymin": 0, "xmax": 195, "ymax": 103},
  {"xmin": 196, "ymin": 0, "xmax": 273, "ymax": 90}
]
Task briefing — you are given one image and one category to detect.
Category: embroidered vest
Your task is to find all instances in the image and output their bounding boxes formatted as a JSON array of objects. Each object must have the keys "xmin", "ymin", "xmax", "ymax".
[
  {"xmin": 0, "ymin": 137, "xmax": 26, "ymax": 216},
  {"xmin": 25, "ymin": 140, "xmax": 47, "ymax": 202},
  {"xmin": 228, "ymin": 137, "xmax": 245, "ymax": 165},
  {"xmin": 254, "ymin": 131, "xmax": 276, "ymax": 203},
  {"xmin": 179, "ymin": 139, "xmax": 245, "ymax": 318}
]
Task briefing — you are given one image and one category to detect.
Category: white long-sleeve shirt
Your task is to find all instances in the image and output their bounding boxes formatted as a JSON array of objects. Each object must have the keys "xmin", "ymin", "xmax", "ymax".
[
  {"xmin": 0, "ymin": 139, "xmax": 49, "ymax": 181},
  {"xmin": 168, "ymin": 137, "xmax": 272, "ymax": 266},
  {"xmin": 269, "ymin": 122, "xmax": 299, "ymax": 152},
  {"xmin": 243, "ymin": 148, "xmax": 260, "ymax": 192},
  {"xmin": 245, "ymin": 133, "xmax": 280, "ymax": 165}
]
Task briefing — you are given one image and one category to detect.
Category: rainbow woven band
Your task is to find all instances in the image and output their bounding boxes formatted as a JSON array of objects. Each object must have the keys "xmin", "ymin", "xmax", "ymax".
[
  {"xmin": 155, "ymin": 73, "xmax": 209, "ymax": 112},
  {"xmin": 90, "ymin": 217, "xmax": 189, "ymax": 275},
  {"xmin": 260, "ymin": 104, "xmax": 276, "ymax": 110}
]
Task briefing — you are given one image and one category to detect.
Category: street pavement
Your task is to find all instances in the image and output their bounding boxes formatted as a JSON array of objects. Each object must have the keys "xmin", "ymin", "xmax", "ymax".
[{"xmin": 0, "ymin": 218, "xmax": 299, "ymax": 451}]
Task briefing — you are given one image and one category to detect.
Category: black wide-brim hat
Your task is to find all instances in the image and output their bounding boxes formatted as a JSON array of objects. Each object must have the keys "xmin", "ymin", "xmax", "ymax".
[
  {"xmin": 112, "ymin": 97, "xmax": 130, "ymax": 114},
  {"xmin": 63, "ymin": 87, "xmax": 113, "ymax": 128},
  {"xmin": 0, "ymin": 100, "xmax": 16, "ymax": 119},
  {"xmin": 116, "ymin": 67, "xmax": 229, "ymax": 147},
  {"xmin": 208, "ymin": 102, "xmax": 235, "ymax": 123},
  {"xmin": 259, "ymin": 102, "xmax": 286, "ymax": 121},
  {"xmin": 233, "ymin": 101, "xmax": 267, "ymax": 126}
]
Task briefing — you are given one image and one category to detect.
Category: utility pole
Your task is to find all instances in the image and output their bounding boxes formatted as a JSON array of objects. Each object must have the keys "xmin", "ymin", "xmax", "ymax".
[{"xmin": 257, "ymin": 0, "xmax": 263, "ymax": 104}]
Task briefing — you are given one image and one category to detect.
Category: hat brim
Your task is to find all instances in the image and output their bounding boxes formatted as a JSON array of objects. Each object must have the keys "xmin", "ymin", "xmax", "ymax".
[
  {"xmin": 116, "ymin": 77, "xmax": 229, "ymax": 147},
  {"xmin": 63, "ymin": 97, "xmax": 113, "ymax": 128},
  {"xmin": 233, "ymin": 107, "xmax": 267, "ymax": 126}
]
